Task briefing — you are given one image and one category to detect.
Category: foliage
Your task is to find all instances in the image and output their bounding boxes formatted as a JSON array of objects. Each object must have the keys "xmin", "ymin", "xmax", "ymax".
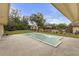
[
  {"xmin": 4, "ymin": 9, "xmax": 67, "ymax": 32},
  {"xmin": 30, "ymin": 13, "xmax": 45, "ymax": 28},
  {"xmin": 4, "ymin": 9, "xmax": 29, "ymax": 31},
  {"xmin": 4, "ymin": 9, "xmax": 46, "ymax": 31},
  {"xmin": 57, "ymin": 23, "xmax": 67, "ymax": 29}
]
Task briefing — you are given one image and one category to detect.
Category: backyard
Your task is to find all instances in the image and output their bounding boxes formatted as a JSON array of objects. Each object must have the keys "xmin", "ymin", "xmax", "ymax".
[{"xmin": 0, "ymin": 3, "xmax": 79, "ymax": 56}]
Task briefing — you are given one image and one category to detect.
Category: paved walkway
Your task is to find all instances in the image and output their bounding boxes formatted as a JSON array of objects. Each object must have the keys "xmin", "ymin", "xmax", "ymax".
[{"xmin": 0, "ymin": 34, "xmax": 79, "ymax": 56}]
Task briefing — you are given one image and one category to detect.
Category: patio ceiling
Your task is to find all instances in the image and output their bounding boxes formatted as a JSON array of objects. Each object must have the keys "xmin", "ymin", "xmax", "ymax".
[{"xmin": 52, "ymin": 3, "xmax": 79, "ymax": 23}]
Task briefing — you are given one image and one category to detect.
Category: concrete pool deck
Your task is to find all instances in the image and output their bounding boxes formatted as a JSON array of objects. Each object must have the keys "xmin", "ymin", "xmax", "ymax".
[{"xmin": 0, "ymin": 34, "xmax": 79, "ymax": 56}]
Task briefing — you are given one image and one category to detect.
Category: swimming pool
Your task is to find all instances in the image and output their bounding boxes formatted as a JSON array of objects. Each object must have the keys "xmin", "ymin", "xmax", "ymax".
[{"xmin": 26, "ymin": 32, "xmax": 62, "ymax": 47}]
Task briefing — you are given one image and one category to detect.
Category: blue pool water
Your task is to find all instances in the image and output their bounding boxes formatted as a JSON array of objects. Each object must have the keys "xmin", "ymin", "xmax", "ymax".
[{"xmin": 26, "ymin": 32, "xmax": 62, "ymax": 47}]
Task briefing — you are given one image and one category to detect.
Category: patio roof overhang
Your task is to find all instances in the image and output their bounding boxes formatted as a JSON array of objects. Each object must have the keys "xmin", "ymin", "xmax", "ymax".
[{"xmin": 52, "ymin": 3, "xmax": 79, "ymax": 23}]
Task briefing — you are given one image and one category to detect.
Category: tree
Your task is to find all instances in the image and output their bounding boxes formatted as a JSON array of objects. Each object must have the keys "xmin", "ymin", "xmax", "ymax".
[
  {"xmin": 21, "ymin": 16, "xmax": 30, "ymax": 29},
  {"xmin": 48, "ymin": 24, "xmax": 57, "ymax": 29},
  {"xmin": 10, "ymin": 9, "xmax": 22, "ymax": 30},
  {"xmin": 57, "ymin": 23, "xmax": 67, "ymax": 29},
  {"xmin": 30, "ymin": 12, "xmax": 45, "ymax": 29},
  {"xmin": 56, "ymin": 23, "xmax": 67, "ymax": 33},
  {"xmin": 22, "ymin": 16, "xmax": 29, "ymax": 24},
  {"xmin": 5, "ymin": 9, "xmax": 24, "ymax": 31}
]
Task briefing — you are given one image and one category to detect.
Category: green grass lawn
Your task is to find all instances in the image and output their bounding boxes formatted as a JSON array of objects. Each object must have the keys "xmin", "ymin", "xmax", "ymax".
[
  {"xmin": 4, "ymin": 30, "xmax": 79, "ymax": 39},
  {"xmin": 40, "ymin": 32, "xmax": 79, "ymax": 39},
  {"xmin": 4, "ymin": 30, "xmax": 33, "ymax": 35}
]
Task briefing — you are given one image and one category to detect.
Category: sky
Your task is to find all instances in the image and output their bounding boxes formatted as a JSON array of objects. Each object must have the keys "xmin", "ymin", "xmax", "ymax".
[{"xmin": 11, "ymin": 3, "xmax": 71, "ymax": 25}]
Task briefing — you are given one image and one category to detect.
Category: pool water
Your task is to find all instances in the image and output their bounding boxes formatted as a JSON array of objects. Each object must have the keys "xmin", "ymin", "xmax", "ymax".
[{"xmin": 26, "ymin": 32, "xmax": 62, "ymax": 47}]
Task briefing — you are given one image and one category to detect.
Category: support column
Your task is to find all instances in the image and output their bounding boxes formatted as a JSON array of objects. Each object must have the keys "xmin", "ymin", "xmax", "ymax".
[{"xmin": 0, "ymin": 24, "xmax": 4, "ymax": 40}]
